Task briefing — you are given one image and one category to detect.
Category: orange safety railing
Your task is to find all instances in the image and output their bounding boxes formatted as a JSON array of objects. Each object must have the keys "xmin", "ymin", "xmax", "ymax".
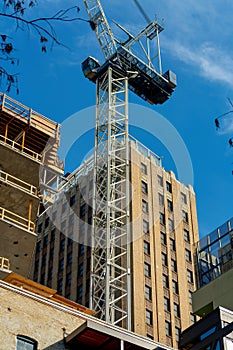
[
  {"xmin": 0, "ymin": 257, "xmax": 10, "ymax": 270},
  {"xmin": 0, "ymin": 170, "xmax": 38, "ymax": 196},
  {"xmin": 0, "ymin": 207, "xmax": 35, "ymax": 232},
  {"xmin": 0, "ymin": 134, "xmax": 42, "ymax": 162}
]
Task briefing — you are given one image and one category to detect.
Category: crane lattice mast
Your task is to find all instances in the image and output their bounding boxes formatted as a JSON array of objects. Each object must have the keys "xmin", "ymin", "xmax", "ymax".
[{"xmin": 83, "ymin": 0, "xmax": 177, "ymax": 329}]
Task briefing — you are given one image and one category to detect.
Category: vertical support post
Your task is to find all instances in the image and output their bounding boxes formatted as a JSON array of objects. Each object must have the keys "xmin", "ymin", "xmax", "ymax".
[
  {"xmin": 156, "ymin": 25, "xmax": 162, "ymax": 75},
  {"xmin": 21, "ymin": 131, "xmax": 25, "ymax": 150},
  {"xmin": 28, "ymin": 199, "xmax": 33, "ymax": 230},
  {"xmin": 4, "ymin": 124, "xmax": 8, "ymax": 143},
  {"xmin": 90, "ymin": 65, "xmax": 131, "ymax": 329}
]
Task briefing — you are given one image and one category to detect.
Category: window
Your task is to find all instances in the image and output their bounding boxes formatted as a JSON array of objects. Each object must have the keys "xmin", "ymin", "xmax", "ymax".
[
  {"xmin": 66, "ymin": 272, "xmax": 72, "ymax": 286},
  {"xmin": 167, "ymin": 199, "xmax": 173, "ymax": 211},
  {"xmin": 188, "ymin": 290, "xmax": 193, "ymax": 304},
  {"xmin": 78, "ymin": 244, "xmax": 85, "ymax": 256},
  {"xmin": 174, "ymin": 303, "xmax": 180, "ymax": 317},
  {"xmin": 67, "ymin": 252, "xmax": 72, "ymax": 265},
  {"xmin": 164, "ymin": 297, "xmax": 170, "ymax": 312},
  {"xmin": 145, "ymin": 285, "xmax": 152, "ymax": 300},
  {"xmin": 165, "ymin": 321, "xmax": 172, "ymax": 336},
  {"xmin": 61, "ymin": 220, "xmax": 66, "ymax": 233},
  {"xmin": 49, "ymin": 248, "xmax": 54, "ymax": 262},
  {"xmin": 168, "ymin": 218, "xmax": 174, "ymax": 232},
  {"xmin": 52, "ymin": 211, "xmax": 57, "ymax": 222},
  {"xmin": 161, "ymin": 232, "xmax": 167, "ymax": 245},
  {"xmin": 190, "ymin": 313, "xmax": 196, "ymax": 324},
  {"xmin": 160, "ymin": 212, "xmax": 165, "ymax": 225},
  {"xmin": 175, "ymin": 327, "xmax": 180, "ymax": 342},
  {"xmin": 78, "ymin": 263, "xmax": 84, "ymax": 277},
  {"xmin": 158, "ymin": 193, "xmax": 164, "ymax": 206},
  {"xmin": 158, "ymin": 175, "xmax": 163, "ymax": 187},
  {"xmin": 143, "ymin": 220, "xmax": 149, "ymax": 234},
  {"xmin": 37, "ymin": 223, "xmax": 42, "ymax": 234},
  {"xmin": 43, "ymin": 235, "xmax": 48, "ymax": 247},
  {"xmin": 187, "ymin": 269, "xmax": 193, "ymax": 283},
  {"xmin": 171, "ymin": 259, "xmax": 177, "ymax": 272},
  {"xmin": 42, "ymin": 254, "xmax": 46, "ymax": 266},
  {"xmin": 141, "ymin": 163, "xmax": 147, "ymax": 175},
  {"xmin": 16, "ymin": 335, "xmax": 37, "ymax": 350},
  {"xmin": 163, "ymin": 274, "xmax": 169, "ymax": 288},
  {"xmin": 80, "ymin": 204, "xmax": 86, "ymax": 217},
  {"xmin": 59, "ymin": 259, "xmax": 64, "ymax": 271},
  {"xmin": 172, "ymin": 280, "xmax": 179, "ymax": 294},
  {"xmin": 60, "ymin": 239, "xmax": 65, "ymax": 252},
  {"xmin": 162, "ymin": 253, "xmax": 168, "ymax": 266},
  {"xmin": 77, "ymin": 285, "xmax": 83, "ymax": 299},
  {"xmin": 142, "ymin": 181, "xmax": 148, "ymax": 194},
  {"xmin": 181, "ymin": 192, "xmax": 187, "ymax": 204},
  {"xmin": 185, "ymin": 249, "xmax": 192, "ymax": 262},
  {"xmin": 45, "ymin": 216, "xmax": 50, "ymax": 229},
  {"xmin": 51, "ymin": 228, "xmax": 56, "ymax": 241},
  {"xmin": 69, "ymin": 213, "xmax": 74, "ymax": 226},
  {"xmin": 70, "ymin": 195, "xmax": 76, "ymax": 206},
  {"xmin": 62, "ymin": 202, "xmax": 67, "ymax": 213},
  {"xmin": 36, "ymin": 241, "xmax": 41, "ymax": 254},
  {"xmin": 57, "ymin": 279, "xmax": 63, "ymax": 293},
  {"xmin": 80, "ymin": 223, "xmax": 85, "ymax": 236},
  {"xmin": 166, "ymin": 181, "xmax": 172, "ymax": 193},
  {"xmin": 146, "ymin": 309, "xmax": 153, "ymax": 325},
  {"xmin": 170, "ymin": 238, "xmax": 176, "ymax": 251},
  {"xmin": 144, "ymin": 262, "xmax": 151, "ymax": 277},
  {"xmin": 144, "ymin": 241, "xmax": 150, "ymax": 255},
  {"xmin": 182, "ymin": 210, "xmax": 189, "ymax": 223},
  {"xmin": 142, "ymin": 200, "xmax": 148, "ymax": 213},
  {"xmin": 184, "ymin": 229, "xmax": 190, "ymax": 242}
]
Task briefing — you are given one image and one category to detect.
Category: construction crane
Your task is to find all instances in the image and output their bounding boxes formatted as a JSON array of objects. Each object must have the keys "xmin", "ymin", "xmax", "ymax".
[{"xmin": 82, "ymin": 0, "xmax": 177, "ymax": 329}]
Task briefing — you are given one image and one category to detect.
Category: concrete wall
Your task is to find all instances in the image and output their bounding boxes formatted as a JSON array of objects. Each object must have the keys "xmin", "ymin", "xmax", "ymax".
[{"xmin": 192, "ymin": 268, "xmax": 233, "ymax": 317}]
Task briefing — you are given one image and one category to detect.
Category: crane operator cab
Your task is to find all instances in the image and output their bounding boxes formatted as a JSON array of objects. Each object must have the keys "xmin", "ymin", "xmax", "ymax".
[{"xmin": 81, "ymin": 56, "xmax": 101, "ymax": 82}]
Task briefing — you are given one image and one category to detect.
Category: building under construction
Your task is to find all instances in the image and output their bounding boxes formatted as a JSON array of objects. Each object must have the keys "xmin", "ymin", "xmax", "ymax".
[
  {"xmin": 31, "ymin": 137, "xmax": 199, "ymax": 348},
  {"xmin": 0, "ymin": 92, "xmax": 63, "ymax": 279}
]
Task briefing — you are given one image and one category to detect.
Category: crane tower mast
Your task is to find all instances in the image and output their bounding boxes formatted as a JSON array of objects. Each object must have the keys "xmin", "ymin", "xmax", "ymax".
[{"xmin": 83, "ymin": 0, "xmax": 177, "ymax": 329}]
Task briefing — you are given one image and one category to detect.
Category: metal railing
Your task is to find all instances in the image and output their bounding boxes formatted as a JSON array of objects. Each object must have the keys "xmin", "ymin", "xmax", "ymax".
[
  {"xmin": 0, "ymin": 170, "xmax": 38, "ymax": 196},
  {"xmin": 0, "ymin": 92, "xmax": 59, "ymax": 138},
  {"xmin": 0, "ymin": 134, "xmax": 42, "ymax": 162},
  {"xmin": 0, "ymin": 207, "xmax": 35, "ymax": 232},
  {"xmin": 0, "ymin": 257, "xmax": 10, "ymax": 270}
]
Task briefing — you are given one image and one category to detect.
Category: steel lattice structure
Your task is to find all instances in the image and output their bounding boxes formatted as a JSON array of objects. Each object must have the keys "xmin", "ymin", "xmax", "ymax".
[
  {"xmin": 83, "ymin": 0, "xmax": 176, "ymax": 329},
  {"xmin": 90, "ymin": 66, "xmax": 131, "ymax": 328}
]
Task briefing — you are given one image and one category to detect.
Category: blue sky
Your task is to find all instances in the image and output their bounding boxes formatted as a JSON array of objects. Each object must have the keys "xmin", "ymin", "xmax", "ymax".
[{"xmin": 2, "ymin": 0, "xmax": 233, "ymax": 237}]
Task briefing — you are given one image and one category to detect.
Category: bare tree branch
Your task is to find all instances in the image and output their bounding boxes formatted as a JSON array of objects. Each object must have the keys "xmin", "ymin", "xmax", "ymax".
[{"xmin": 0, "ymin": 1, "xmax": 93, "ymax": 93}]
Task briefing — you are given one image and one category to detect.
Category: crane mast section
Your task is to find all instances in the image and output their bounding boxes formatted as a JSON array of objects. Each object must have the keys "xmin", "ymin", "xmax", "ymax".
[
  {"xmin": 90, "ymin": 66, "xmax": 131, "ymax": 328},
  {"xmin": 84, "ymin": 0, "xmax": 117, "ymax": 60}
]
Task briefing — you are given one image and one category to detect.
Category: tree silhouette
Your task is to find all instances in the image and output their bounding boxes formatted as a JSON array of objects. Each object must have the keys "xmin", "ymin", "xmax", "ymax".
[{"xmin": 0, "ymin": 0, "xmax": 94, "ymax": 93}]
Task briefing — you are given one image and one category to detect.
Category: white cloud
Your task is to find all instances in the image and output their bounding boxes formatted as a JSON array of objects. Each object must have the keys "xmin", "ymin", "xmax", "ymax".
[{"xmin": 164, "ymin": 39, "xmax": 233, "ymax": 88}]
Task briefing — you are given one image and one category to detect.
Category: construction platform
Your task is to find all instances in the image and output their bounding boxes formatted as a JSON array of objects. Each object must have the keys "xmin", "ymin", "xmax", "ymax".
[{"xmin": 0, "ymin": 93, "xmax": 63, "ymax": 278}]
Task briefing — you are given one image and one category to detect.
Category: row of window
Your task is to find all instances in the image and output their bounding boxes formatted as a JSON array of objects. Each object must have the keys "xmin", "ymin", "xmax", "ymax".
[
  {"xmin": 144, "ymin": 259, "xmax": 193, "ymax": 282},
  {"xmin": 142, "ymin": 200, "xmax": 189, "ymax": 226}
]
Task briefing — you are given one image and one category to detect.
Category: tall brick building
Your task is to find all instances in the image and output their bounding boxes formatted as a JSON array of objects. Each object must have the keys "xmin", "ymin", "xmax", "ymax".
[{"xmin": 32, "ymin": 139, "xmax": 199, "ymax": 348}]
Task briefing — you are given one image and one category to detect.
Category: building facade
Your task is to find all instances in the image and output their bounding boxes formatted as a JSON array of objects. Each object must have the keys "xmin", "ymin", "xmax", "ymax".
[
  {"xmin": 31, "ymin": 139, "xmax": 199, "ymax": 348},
  {"xmin": 192, "ymin": 217, "xmax": 233, "ymax": 317},
  {"xmin": 179, "ymin": 218, "xmax": 233, "ymax": 350}
]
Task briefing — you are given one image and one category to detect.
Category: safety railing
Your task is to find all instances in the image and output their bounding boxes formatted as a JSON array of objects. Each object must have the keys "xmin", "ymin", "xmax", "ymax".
[
  {"xmin": 0, "ymin": 257, "xmax": 10, "ymax": 270},
  {"xmin": 0, "ymin": 207, "xmax": 35, "ymax": 232},
  {"xmin": 0, "ymin": 170, "xmax": 38, "ymax": 196},
  {"xmin": 0, "ymin": 134, "xmax": 43, "ymax": 162},
  {"xmin": 0, "ymin": 92, "xmax": 59, "ymax": 138}
]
